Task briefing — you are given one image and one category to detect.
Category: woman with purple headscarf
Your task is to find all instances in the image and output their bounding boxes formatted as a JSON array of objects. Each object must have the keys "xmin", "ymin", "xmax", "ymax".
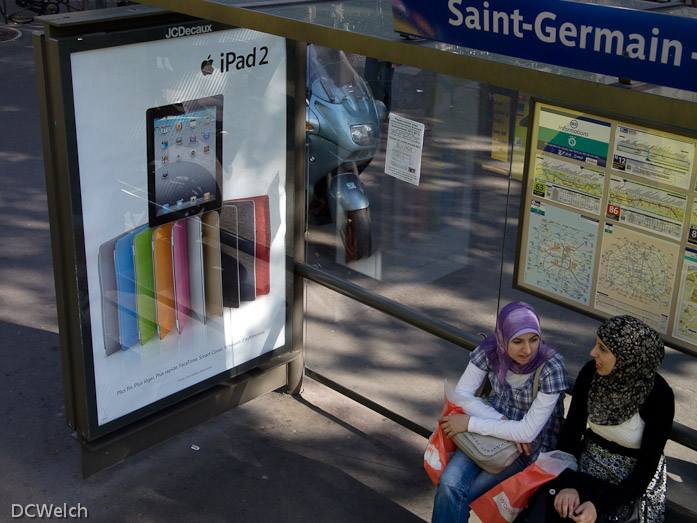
[{"xmin": 432, "ymin": 302, "xmax": 568, "ymax": 523}]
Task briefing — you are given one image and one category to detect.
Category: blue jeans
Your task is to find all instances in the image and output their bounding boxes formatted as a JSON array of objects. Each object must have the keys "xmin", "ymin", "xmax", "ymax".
[{"xmin": 431, "ymin": 450, "xmax": 532, "ymax": 523}]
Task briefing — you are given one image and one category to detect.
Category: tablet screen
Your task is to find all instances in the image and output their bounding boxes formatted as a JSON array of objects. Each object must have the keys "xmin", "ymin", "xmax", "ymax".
[{"xmin": 147, "ymin": 95, "xmax": 223, "ymax": 227}]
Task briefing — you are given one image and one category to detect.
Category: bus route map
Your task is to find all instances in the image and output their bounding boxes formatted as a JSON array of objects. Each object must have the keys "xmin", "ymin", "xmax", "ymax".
[
  {"xmin": 595, "ymin": 224, "xmax": 678, "ymax": 333},
  {"xmin": 524, "ymin": 202, "xmax": 598, "ymax": 306}
]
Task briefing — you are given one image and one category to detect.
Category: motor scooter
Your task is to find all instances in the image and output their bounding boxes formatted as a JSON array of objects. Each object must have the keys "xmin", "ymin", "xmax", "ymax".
[
  {"xmin": 8, "ymin": 0, "xmax": 58, "ymax": 23},
  {"xmin": 306, "ymin": 45, "xmax": 386, "ymax": 262}
]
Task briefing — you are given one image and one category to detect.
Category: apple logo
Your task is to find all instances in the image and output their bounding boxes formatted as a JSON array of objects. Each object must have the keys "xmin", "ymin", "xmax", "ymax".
[{"xmin": 201, "ymin": 55, "xmax": 214, "ymax": 76}]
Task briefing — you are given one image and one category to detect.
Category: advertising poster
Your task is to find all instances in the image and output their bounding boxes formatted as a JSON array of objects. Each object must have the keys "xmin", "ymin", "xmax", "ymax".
[
  {"xmin": 491, "ymin": 93, "xmax": 512, "ymax": 163},
  {"xmin": 70, "ymin": 27, "xmax": 288, "ymax": 426},
  {"xmin": 517, "ymin": 101, "xmax": 697, "ymax": 354}
]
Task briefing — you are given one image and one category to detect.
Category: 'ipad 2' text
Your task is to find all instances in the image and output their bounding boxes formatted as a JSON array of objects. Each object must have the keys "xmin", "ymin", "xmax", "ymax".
[{"xmin": 220, "ymin": 46, "xmax": 270, "ymax": 73}]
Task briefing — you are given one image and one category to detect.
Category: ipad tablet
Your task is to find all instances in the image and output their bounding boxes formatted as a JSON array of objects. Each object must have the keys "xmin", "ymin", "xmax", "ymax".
[
  {"xmin": 153, "ymin": 223, "xmax": 176, "ymax": 339},
  {"xmin": 133, "ymin": 227, "xmax": 157, "ymax": 345},
  {"xmin": 201, "ymin": 211, "xmax": 223, "ymax": 317},
  {"xmin": 146, "ymin": 95, "xmax": 224, "ymax": 228},
  {"xmin": 229, "ymin": 200, "xmax": 256, "ymax": 302},
  {"xmin": 114, "ymin": 225, "xmax": 147, "ymax": 350},
  {"xmin": 232, "ymin": 195, "xmax": 270, "ymax": 296},
  {"xmin": 186, "ymin": 216, "xmax": 206, "ymax": 324},
  {"xmin": 220, "ymin": 203, "xmax": 240, "ymax": 309},
  {"xmin": 98, "ymin": 231, "xmax": 128, "ymax": 356},
  {"xmin": 171, "ymin": 219, "xmax": 191, "ymax": 332}
]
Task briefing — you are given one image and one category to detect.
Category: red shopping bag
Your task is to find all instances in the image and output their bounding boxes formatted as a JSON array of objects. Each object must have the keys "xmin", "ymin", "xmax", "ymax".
[
  {"xmin": 469, "ymin": 463, "xmax": 553, "ymax": 522},
  {"xmin": 470, "ymin": 451, "xmax": 577, "ymax": 523},
  {"xmin": 424, "ymin": 389, "xmax": 465, "ymax": 485}
]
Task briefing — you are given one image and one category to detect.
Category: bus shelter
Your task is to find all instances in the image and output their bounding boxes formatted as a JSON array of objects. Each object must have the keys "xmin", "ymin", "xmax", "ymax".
[{"xmin": 33, "ymin": 1, "xmax": 697, "ymax": 506}]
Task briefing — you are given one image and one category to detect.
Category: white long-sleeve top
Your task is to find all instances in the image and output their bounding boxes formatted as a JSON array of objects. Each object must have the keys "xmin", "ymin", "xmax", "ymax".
[
  {"xmin": 453, "ymin": 362, "xmax": 561, "ymax": 443},
  {"xmin": 589, "ymin": 413, "xmax": 644, "ymax": 449}
]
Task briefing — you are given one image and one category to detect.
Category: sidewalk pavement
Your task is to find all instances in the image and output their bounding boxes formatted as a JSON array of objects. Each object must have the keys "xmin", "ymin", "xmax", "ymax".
[{"xmin": 3, "ymin": 328, "xmax": 437, "ymax": 521}]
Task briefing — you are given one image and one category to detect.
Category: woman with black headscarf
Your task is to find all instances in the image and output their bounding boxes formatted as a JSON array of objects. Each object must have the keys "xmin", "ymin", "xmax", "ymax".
[{"xmin": 550, "ymin": 315, "xmax": 674, "ymax": 523}]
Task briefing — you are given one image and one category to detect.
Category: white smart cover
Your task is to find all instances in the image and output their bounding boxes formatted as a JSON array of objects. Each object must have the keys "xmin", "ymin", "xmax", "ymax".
[{"xmin": 187, "ymin": 215, "xmax": 206, "ymax": 323}]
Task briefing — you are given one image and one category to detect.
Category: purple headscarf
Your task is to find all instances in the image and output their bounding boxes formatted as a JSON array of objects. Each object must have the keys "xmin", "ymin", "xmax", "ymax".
[{"xmin": 480, "ymin": 302, "xmax": 557, "ymax": 385}]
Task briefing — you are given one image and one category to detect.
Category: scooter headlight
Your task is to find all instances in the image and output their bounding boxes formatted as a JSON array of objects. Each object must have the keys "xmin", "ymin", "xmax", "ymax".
[{"xmin": 350, "ymin": 124, "xmax": 376, "ymax": 146}]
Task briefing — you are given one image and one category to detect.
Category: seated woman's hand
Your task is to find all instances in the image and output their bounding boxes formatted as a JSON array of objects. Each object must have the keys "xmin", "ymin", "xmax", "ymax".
[
  {"xmin": 554, "ymin": 488, "xmax": 580, "ymax": 518},
  {"xmin": 439, "ymin": 414, "xmax": 470, "ymax": 437},
  {"xmin": 570, "ymin": 501, "xmax": 597, "ymax": 523},
  {"xmin": 514, "ymin": 441, "xmax": 534, "ymax": 456}
]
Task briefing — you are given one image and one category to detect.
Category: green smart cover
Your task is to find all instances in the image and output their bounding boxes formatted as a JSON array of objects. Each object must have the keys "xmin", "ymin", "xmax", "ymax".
[{"xmin": 133, "ymin": 227, "xmax": 157, "ymax": 345}]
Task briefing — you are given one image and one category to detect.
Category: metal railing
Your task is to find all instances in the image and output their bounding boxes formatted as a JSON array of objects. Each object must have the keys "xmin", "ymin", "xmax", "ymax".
[{"xmin": 296, "ymin": 261, "xmax": 697, "ymax": 453}]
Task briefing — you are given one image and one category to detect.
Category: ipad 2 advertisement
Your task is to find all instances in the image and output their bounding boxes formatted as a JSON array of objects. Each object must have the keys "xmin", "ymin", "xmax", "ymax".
[{"xmin": 70, "ymin": 26, "xmax": 288, "ymax": 429}]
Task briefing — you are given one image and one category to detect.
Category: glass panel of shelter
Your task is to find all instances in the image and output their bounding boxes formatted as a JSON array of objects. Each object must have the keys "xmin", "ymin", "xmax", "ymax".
[{"xmin": 303, "ymin": 47, "xmax": 604, "ymax": 380}]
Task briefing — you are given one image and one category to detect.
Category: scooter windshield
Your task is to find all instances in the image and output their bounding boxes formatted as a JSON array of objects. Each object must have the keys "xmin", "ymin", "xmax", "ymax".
[{"xmin": 307, "ymin": 46, "xmax": 370, "ymax": 104}]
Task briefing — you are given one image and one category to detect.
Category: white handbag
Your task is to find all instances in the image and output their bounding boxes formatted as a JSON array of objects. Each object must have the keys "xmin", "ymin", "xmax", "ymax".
[{"xmin": 450, "ymin": 363, "xmax": 545, "ymax": 475}]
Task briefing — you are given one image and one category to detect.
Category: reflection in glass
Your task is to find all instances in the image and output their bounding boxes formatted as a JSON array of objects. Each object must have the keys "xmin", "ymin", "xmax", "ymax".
[{"xmin": 304, "ymin": 50, "xmax": 602, "ymax": 379}]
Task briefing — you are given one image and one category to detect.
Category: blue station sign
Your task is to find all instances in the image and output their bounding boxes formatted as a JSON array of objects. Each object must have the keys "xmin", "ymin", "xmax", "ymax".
[{"xmin": 391, "ymin": 0, "xmax": 697, "ymax": 92}]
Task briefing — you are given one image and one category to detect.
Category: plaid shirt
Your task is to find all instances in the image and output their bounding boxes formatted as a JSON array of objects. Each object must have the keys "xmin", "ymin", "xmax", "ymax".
[{"xmin": 470, "ymin": 347, "xmax": 568, "ymax": 454}]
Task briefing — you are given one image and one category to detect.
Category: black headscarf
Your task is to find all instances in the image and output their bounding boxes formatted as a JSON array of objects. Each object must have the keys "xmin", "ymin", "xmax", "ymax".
[{"xmin": 588, "ymin": 315, "xmax": 665, "ymax": 426}]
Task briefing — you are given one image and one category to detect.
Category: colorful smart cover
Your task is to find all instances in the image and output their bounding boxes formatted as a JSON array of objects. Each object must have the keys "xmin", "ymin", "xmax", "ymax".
[
  {"xmin": 172, "ymin": 220, "xmax": 191, "ymax": 332},
  {"xmin": 230, "ymin": 200, "xmax": 256, "ymax": 302},
  {"xmin": 220, "ymin": 203, "xmax": 240, "ymax": 308},
  {"xmin": 98, "ymin": 194, "xmax": 268, "ymax": 357},
  {"xmin": 146, "ymin": 95, "xmax": 224, "ymax": 228},
  {"xmin": 133, "ymin": 227, "xmax": 157, "ymax": 345},
  {"xmin": 186, "ymin": 216, "xmax": 206, "ymax": 323},
  {"xmin": 153, "ymin": 223, "xmax": 176, "ymax": 339},
  {"xmin": 98, "ymin": 231, "xmax": 129, "ymax": 355},
  {"xmin": 233, "ymin": 195, "xmax": 270, "ymax": 296},
  {"xmin": 114, "ymin": 225, "xmax": 147, "ymax": 349},
  {"xmin": 201, "ymin": 211, "xmax": 223, "ymax": 317}
]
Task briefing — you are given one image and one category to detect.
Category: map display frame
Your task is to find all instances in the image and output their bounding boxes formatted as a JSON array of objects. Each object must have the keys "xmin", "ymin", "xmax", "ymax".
[{"xmin": 514, "ymin": 99, "xmax": 697, "ymax": 356}]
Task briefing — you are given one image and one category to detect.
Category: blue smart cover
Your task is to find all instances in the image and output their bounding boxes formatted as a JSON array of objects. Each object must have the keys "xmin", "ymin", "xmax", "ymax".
[{"xmin": 114, "ymin": 225, "xmax": 147, "ymax": 350}]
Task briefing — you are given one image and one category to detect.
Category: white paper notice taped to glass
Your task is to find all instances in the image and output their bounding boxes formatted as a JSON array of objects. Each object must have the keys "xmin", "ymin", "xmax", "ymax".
[{"xmin": 385, "ymin": 113, "xmax": 425, "ymax": 186}]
